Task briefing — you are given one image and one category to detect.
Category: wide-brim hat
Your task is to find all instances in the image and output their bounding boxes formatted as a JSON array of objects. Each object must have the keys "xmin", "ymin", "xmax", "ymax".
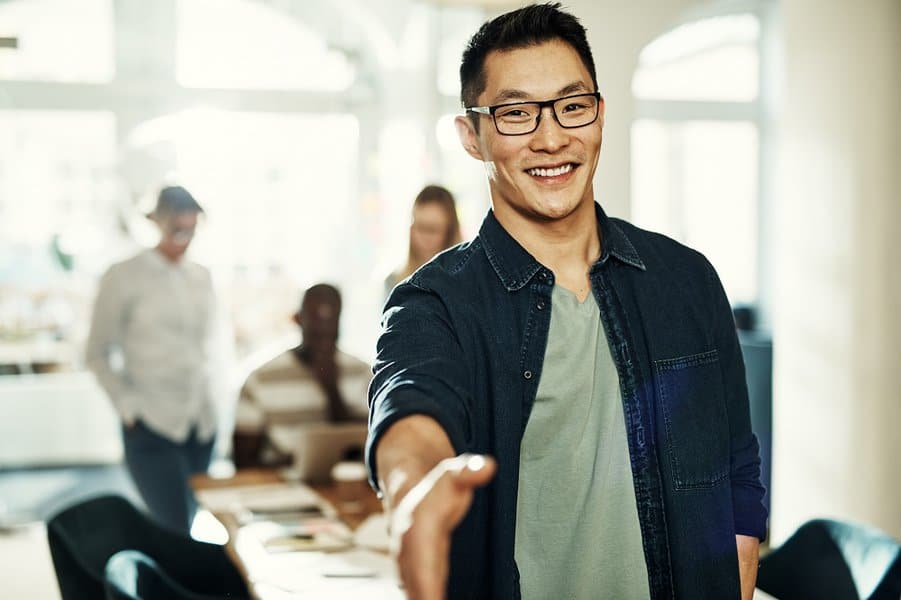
[{"xmin": 146, "ymin": 186, "xmax": 204, "ymax": 220}]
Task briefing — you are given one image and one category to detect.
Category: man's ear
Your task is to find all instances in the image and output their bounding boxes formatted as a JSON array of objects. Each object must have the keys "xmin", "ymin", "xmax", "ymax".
[
  {"xmin": 598, "ymin": 96, "xmax": 606, "ymax": 129},
  {"xmin": 455, "ymin": 115, "xmax": 485, "ymax": 161}
]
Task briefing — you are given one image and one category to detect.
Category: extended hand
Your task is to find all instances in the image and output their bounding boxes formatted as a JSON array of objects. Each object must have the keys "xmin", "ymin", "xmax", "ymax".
[{"xmin": 390, "ymin": 454, "xmax": 496, "ymax": 600}]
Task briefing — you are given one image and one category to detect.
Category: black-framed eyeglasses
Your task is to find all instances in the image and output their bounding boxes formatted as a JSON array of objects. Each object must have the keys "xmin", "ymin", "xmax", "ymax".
[{"xmin": 466, "ymin": 92, "xmax": 602, "ymax": 136}]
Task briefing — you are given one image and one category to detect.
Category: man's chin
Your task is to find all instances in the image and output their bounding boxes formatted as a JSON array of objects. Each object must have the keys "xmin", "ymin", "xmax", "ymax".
[{"xmin": 523, "ymin": 194, "xmax": 587, "ymax": 222}]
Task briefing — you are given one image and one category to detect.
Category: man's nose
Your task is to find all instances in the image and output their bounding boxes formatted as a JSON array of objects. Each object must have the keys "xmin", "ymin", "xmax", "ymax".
[{"xmin": 529, "ymin": 106, "xmax": 569, "ymax": 152}]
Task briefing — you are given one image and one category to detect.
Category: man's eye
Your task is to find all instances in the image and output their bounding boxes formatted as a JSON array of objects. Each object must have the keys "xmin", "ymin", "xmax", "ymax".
[
  {"xmin": 497, "ymin": 107, "xmax": 534, "ymax": 120},
  {"xmin": 561, "ymin": 102, "xmax": 589, "ymax": 113}
]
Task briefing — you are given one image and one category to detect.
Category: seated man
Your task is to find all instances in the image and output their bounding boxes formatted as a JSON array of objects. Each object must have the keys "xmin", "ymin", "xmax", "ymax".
[{"xmin": 232, "ymin": 283, "xmax": 370, "ymax": 468}]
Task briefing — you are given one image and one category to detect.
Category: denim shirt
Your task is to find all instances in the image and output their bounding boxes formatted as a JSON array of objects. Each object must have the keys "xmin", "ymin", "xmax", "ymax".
[{"xmin": 367, "ymin": 204, "xmax": 768, "ymax": 600}]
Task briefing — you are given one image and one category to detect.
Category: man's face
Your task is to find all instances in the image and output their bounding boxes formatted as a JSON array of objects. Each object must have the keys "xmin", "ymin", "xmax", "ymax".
[
  {"xmin": 158, "ymin": 211, "xmax": 198, "ymax": 259},
  {"xmin": 456, "ymin": 40, "xmax": 604, "ymax": 224},
  {"xmin": 297, "ymin": 298, "xmax": 340, "ymax": 354}
]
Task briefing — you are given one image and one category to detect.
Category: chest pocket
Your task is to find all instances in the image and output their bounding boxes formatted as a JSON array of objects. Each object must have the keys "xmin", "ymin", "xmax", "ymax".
[{"xmin": 654, "ymin": 349, "xmax": 730, "ymax": 490}]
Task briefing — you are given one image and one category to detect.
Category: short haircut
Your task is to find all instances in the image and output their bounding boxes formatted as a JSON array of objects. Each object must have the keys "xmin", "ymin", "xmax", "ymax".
[
  {"xmin": 301, "ymin": 283, "xmax": 342, "ymax": 313},
  {"xmin": 459, "ymin": 3, "xmax": 598, "ymax": 110}
]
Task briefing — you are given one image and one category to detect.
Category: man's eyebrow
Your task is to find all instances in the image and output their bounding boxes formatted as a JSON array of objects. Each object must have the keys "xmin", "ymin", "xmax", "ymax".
[
  {"xmin": 557, "ymin": 81, "xmax": 591, "ymax": 96},
  {"xmin": 489, "ymin": 81, "xmax": 592, "ymax": 104},
  {"xmin": 490, "ymin": 89, "xmax": 532, "ymax": 104}
]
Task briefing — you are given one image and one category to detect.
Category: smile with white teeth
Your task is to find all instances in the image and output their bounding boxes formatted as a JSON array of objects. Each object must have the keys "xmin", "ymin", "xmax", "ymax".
[{"xmin": 526, "ymin": 164, "xmax": 574, "ymax": 177}]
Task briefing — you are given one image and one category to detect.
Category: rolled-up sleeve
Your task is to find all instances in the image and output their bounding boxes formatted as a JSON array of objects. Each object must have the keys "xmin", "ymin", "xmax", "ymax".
[
  {"xmin": 365, "ymin": 277, "xmax": 472, "ymax": 492},
  {"xmin": 706, "ymin": 260, "xmax": 768, "ymax": 541}
]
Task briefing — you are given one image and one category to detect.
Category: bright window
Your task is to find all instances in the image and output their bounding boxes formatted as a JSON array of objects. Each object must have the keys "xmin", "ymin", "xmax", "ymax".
[
  {"xmin": 0, "ymin": 111, "xmax": 117, "ymax": 361},
  {"xmin": 176, "ymin": 0, "xmax": 355, "ymax": 91},
  {"xmin": 0, "ymin": 0, "xmax": 114, "ymax": 82},
  {"xmin": 0, "ymin": 111, "xmax": 117, "ymax": 254},
  {"xmin": 633, "ymin": 14, "xmax": 759, "ymax": 102},
  {"xmin": 631, "ymin": 11, "xmax": 763, "ymax": 304},
  {"xmin": 632, "ymin": 119, "xmax": 758, "ymax": 302}
]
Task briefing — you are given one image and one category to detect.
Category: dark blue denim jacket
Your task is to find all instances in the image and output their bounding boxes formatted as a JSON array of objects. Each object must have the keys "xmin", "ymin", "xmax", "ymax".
[{"xmin": 367, "ymin": 204, "xmax": 767, "ymax": 600}]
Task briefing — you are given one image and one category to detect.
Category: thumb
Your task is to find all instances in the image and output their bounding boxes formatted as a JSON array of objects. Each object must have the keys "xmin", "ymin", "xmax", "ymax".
[{"xmin": 450, "ymin": 454, "xmax": 497, "ymax": 489}]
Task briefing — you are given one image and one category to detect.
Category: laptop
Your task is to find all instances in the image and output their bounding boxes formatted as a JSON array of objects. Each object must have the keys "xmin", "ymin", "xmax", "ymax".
[{"xmin": 290, "ymin": 422, "xmax": 368, "ymax": 483}]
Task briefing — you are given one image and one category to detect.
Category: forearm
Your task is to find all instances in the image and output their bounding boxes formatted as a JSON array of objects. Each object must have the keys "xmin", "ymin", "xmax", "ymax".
[
  {"xmin": 85, "ymin": 350, "xmax": 136, "ymax": 420},
  {"xmin": 374, "ymin": 415, "xmax": 494, "ymax": 600},
  {"xmin": 86, "ymin": 271, "xmax": 135, "ymax": 420},
  {"xmin": 736, "ymin": 534, "xmax": 759, "ymax": 600},
  {"xmin": 376, "ymin": 415, "xmax": 456, "ymax": 509}
]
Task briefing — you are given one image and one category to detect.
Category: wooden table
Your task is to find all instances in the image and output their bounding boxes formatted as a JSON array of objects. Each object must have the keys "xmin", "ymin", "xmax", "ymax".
[
  {"xmin": 192, "ymin": 468, "xmax": 401, "ymax": 599},
  {"xmin": 192, "ymin": 468, "xmax": 383, "ymax": 529}
]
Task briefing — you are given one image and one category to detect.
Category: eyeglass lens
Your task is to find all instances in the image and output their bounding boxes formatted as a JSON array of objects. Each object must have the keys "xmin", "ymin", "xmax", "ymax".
[{"xmin": 494, "ymin": 94, "xmax": 599, "ymax": 135}]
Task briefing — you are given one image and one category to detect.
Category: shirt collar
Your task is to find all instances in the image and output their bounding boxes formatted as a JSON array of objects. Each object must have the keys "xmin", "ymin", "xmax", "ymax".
[
  {"xmin": 479, "ymin": 202, "xmax": 646, "ymax": 292},
  {"xmin": 142, "ymin": 247, "xmax": 184, "ymax": 271}
]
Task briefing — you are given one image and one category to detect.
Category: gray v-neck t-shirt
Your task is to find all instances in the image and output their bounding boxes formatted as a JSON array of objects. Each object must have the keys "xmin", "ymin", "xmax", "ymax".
[{"xmin": 515, "ymin": 285, "xmax": 651, "ymax": 599}]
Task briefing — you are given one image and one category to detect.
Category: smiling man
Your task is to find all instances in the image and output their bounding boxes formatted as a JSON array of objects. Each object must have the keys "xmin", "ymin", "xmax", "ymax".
[{"xmin": 366, "ymin": 4, "xmax": 767, "ymax": 600}]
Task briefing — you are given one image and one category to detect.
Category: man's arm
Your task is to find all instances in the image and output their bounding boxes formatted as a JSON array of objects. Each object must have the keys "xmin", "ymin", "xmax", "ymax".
[
  {"xmin": 376, "ymin": 415, "xmax": 495, "ymax": 600},
  {"xmin": 736, "ymin": 534, "xmax": 759, "ymax": 599},
  {"xmin": 368, "ymin": 277, "xmax": 488, "ymax": 598},
  {"xmin": 704, "ymin": 259, "xmax": 766, "ymax": 594},
  {"xmin": 85, "ymin": 267, "xmax": 138, "ymax": 425}
]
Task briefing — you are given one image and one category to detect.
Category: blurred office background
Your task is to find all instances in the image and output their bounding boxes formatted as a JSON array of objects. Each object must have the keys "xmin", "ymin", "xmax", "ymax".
[{"xmin": 0, "ymin": 0, "xmax": 898, "ymax": 595}]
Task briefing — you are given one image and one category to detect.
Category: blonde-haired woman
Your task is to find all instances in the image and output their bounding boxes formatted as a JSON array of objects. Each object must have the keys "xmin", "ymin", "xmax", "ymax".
[{"xmin": 385, "ymin": 185, "xmax": 462, "ymax": 296}]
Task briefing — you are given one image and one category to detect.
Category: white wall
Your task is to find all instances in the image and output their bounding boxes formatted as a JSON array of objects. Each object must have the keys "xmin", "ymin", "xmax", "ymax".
[{"xmin": 771, "ymin": 0, "xmax": 901, "ymax": 543}]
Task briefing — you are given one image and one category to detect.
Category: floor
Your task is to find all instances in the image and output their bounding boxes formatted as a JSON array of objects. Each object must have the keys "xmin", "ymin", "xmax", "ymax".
[{"xmin": 0, "ymin": 522, "xmax": 60, "ymax": 599}]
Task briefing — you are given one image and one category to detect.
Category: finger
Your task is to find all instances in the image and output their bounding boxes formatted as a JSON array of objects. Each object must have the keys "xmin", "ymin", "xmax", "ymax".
[{"xmin": 449, "ymin": 454, "xmax": 497, "ymax": 489}]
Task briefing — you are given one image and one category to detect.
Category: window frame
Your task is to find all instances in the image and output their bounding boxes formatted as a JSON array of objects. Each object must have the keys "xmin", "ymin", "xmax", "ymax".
[{"xmin": 631, "ymin": 0, "xmax": 777, "ymax": 329}]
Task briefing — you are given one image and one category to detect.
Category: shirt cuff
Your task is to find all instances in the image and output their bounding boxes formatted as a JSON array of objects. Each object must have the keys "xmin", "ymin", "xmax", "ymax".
[
  {"xmin": 365, "ymin": 390, "xmax": 469, "ymax": 494},
  {"xmin": 733, "ymin": 485, "xmax": 768, "ymax": 541}
]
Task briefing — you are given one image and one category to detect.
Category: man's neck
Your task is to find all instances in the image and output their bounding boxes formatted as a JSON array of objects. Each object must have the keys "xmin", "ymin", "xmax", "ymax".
[
  {"xmin": 494, "ymin": 198, "xmax": 600, "ymax": 302},
  {"xmin": 155, "ymin": 244, "xmax": 183, "ymax": 264}
]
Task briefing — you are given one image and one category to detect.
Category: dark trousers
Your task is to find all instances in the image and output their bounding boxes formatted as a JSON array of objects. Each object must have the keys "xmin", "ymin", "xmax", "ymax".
[{"xmin": 122, "ymin": 420, "xmax": 214, "ymax": 535}]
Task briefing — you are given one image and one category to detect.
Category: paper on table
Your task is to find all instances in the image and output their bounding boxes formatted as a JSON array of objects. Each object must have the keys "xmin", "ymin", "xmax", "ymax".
[
  {"xmin": 250, "ymin": 549, "xmax": 403, "ymax": 598},
  {"xmin": 353, "ymin": 513, "xmax": 390, "ymax": 552},
  {"xmin": 196, "ymin": 482, "xmax": 324, "ymax": 514},
  {"xmin": 260, "ymin": 518, "xmax": 354, "ymax": 553},
  {"xmin": 321, "ymin": 548, "xmax": 397, "ymax": 578}
]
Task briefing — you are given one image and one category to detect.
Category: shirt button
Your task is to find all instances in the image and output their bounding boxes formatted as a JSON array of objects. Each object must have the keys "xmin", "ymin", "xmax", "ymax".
[
  {"xmin": 523, "ymin": 370, "xmax": 533, "ymax": 380},
  {"xmin": 538, "ymin": 271, "xmax": 548, "ymax": 281},
  {"xmin": 536, "ymin": 301, "xmax": 545, "ymax": 310}
]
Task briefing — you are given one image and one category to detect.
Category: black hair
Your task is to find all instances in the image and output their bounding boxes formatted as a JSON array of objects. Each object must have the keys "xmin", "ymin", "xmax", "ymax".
[
  {"xmin": 459, "ymin": 3, "xmax": 598, "ymax": 110},
  {"xmin": 301, "ymin": 283, "xmax": 342, "ymax": 312}
]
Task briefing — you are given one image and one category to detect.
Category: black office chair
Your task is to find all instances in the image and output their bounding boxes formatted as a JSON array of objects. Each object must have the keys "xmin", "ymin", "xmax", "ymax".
[
  {"xmin": 105, "ymin": 549, "xmax": 233, "ymax": 600},
  {"xmin": 47, "ymin": 494, "xmax": 249, "ymax": 600},
  {"xmin": 757, "ymin": 518, "xmax": 901, "ymax": 600}
]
